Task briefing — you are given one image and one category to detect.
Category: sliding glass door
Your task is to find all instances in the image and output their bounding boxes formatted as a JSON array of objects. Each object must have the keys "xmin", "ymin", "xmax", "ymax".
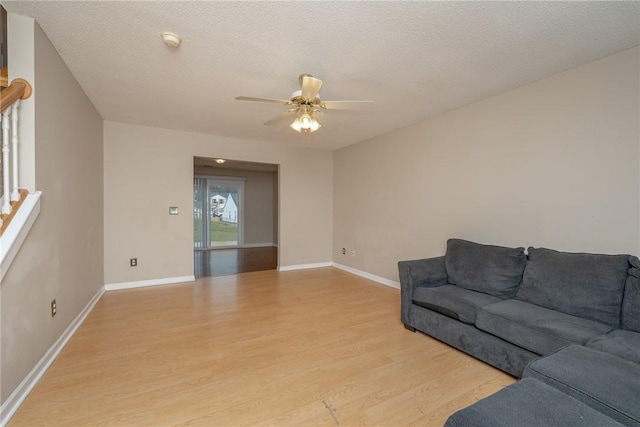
[{"xmin": 194, "ymin": 177, "xmax": 243, "ymax": 249}]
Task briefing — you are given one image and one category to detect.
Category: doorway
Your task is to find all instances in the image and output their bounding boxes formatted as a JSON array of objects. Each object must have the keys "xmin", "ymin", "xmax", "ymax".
[{"xmin": 193, "ymin": 157, "xmax": 279, "ymax": 277}]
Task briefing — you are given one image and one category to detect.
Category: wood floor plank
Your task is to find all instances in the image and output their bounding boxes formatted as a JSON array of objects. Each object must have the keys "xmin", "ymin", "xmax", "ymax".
[{"xmin": 8, "ymin": 268, "xmax": 514, "ymax": 426}]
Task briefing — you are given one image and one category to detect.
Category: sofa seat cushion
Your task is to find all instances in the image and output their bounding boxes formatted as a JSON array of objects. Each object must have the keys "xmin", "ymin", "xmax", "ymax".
[
  {"xmin": 475, "ymin": 299, "xmax": 613, "ymax": 355},
  {"xmin": 444, "ymin": 377, "xmax": 625, "ymax": 427},
  {"xmin": 523, "ymin": 345, "xmax": 640, "ymax": 426},
  {"xmin": 586, "ymin": 329, "xmax": 640, "ymax": 363},
  {"xmin": 412, "ymin": 285, "xmax": 503, "ymax": 324},
  {"xmin": 516, "ymin": 247, "xmax": 629, "ymax": 327},
  {"xmin": 444, "ymin": 239, "xmax": 526, "ymax": 298}
]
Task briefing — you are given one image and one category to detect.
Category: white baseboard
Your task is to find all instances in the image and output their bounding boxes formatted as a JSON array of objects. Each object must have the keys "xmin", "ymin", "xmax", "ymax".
[
  {"xmin": 104, "ymin": 275, "xmax": 195, "ymax": 291},
  {"xmin": 277, "ymin": 262, "xmax": 332, "ymax": 272},
  {"xmin": 275, "ymin": 262, "xmax": 399, "ymax": 290},
  {"xmin": 242, "ymin": 243, "xmax": 275, "ymax": 248},
  {"xmin": 0, "ymin": 286, "xmax": 105, "ymax": 427},
  {"xmin": 332, "ymin": 263, "xmax": 400, "ymax": 289}
]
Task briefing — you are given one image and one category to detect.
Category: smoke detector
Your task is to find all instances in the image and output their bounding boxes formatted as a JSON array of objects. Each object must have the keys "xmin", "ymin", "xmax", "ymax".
[{"xmin": 161, "ymin": 32, "xmax": 182, "ymax": 48}]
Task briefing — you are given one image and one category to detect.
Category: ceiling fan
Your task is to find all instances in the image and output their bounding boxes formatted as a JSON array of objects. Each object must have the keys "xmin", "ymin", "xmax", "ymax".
[{"xmin": 235, "ymin": 74, "xmax": 373, "ymax": 133}]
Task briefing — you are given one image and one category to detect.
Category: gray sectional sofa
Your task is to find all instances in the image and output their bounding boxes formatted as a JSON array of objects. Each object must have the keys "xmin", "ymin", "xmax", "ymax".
[{"xmin": 398, "ymin": 239, "xmax": 640, "ymax": 426}]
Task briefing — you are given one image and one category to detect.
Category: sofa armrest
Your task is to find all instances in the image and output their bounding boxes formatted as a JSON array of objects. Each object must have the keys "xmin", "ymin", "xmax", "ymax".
[{"xmin": 398, "ymin": 256, "xmax": 448, "ymax": 325}]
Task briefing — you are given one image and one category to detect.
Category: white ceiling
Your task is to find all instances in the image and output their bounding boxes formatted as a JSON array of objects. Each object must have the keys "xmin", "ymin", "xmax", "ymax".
[{"xmin": 4, "ymin": 1, "xmax": 639, "ymax": 151}]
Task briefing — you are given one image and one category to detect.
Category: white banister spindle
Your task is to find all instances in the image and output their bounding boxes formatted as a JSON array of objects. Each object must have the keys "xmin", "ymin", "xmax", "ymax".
[
  {"xmin": 0, "ymin": 112, "xmax": 3, "ymax": 228},
  {"xmin": 10, "ymin": 101, "xmax": 20, "ymax": 201},
  {"xmin": 1, "ymin": 109, "xmax": 11, "ymax": 215}
]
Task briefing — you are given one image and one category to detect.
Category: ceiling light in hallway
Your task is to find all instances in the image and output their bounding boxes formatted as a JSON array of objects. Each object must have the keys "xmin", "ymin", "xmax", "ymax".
[{"xmin": 161, "ymin": 31, "xmax": 181, "ymax": 48}]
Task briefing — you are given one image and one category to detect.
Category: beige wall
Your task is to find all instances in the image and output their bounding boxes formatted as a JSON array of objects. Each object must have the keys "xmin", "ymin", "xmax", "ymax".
[
  {"xmin": 104, "ymin": 122, "xmax": 332, "ymax": 285},
  {"xmin": 334, "ymin": 47, "xmax": 640, "ymax": 282},
  {"xmin": 1, "ymin": 23, "xmax": 104, "ymax": 403},
  {"xmin": 193, "ymin": 166, "xmax": 278, "ymax": 246}
]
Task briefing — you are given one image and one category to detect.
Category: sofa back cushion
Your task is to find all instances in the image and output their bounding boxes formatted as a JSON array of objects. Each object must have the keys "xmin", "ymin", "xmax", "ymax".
[
  {"xmin": 444, "ymin": 239, "xmax": 526, "ymax": 298},
  {"xmin": 622, "ymin": 259, "xmax": 640, "ymax": 332},
  {"xmin": 516, "ymin": 248, "xmax": 629, "ymax": 327}
]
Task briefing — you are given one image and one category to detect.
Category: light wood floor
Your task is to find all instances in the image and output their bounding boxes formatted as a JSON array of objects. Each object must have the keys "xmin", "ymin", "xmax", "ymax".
[{"xmin": 9, "ymin": 268, "xmax": 514, "ymax": 426}]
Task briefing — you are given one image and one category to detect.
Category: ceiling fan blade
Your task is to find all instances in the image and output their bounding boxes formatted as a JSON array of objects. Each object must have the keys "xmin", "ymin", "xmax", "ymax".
[
  {"xmin": 321, "ymin": 100, "xmax": 374, "ymax": 111},
  {"xmin": 301, "ymin": 75, "xmax": 323, "ymax": 100},
  {"xmin": 235, "ymin": 96, "xmax": 291, "ymax": 105},
  {"xmin": 263, "ymin": 109, "xmax": 298, "ymax": 126}
]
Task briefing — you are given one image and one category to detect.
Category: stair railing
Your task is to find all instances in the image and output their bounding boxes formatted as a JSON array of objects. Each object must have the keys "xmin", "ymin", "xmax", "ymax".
[{"xmin": 0, "ymin": 66, "xmax": 33, "ymax": 233}]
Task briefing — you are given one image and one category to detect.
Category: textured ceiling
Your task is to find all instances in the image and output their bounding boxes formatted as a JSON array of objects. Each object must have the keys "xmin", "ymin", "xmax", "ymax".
[{"xmin": 4, "ymin": 1, "xmax": 640, "ymax": 151}]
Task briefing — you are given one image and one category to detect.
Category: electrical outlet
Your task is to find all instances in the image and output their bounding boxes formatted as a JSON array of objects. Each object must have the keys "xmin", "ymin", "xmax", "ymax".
[
  {"xmin": 351, "ymin": 250, "xmax": 356, "ymax": 257},
  {"xmin": 51, "ymin": 299, "xmax": 57, "ymax": 317},
  {"xmin": 342, "ymin": 248, "xmax": 346, "ymax": 255},
  {"xmin": 130, "ymin": 258, "xmax": 138, "ymax": 267}
]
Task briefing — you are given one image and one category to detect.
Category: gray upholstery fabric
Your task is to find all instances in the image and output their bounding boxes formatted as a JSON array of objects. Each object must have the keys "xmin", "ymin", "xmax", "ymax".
[
  {"xmin": 630, "ymin": 256, "xmax": 640, "ymax": 269},
  {"xmin": 476, "ymin": 299, "xmax": 613, "ymax": 355},
  {"xmin": 516, "ymin": 247, "xmax": 629, "ymax": 327},
  {"xmin": 586, "ymin": 329, "xmax": 640, "ymax": 363},
  {"xmin": 398, "ymin": 256, "xmax": 447, "ymax": 325},
  {"xmin": 412, "ymin": 285, "xmax": 502, "ymax": 324},
  {"xmin": 407, "ymin": 304, "xmax": 538, "ymax": 377},
  {"xmin": 623, "ymin": 267, "xmax": 640, "ymax": 332},
  {"xmin": 400, "ymin": 256, "xmax": 538, "ymax": 377},
  {"xmin": 523, "ymin": 345, "xmax": 640, "ymax": 425},
  {"xmin": 444, "ymin": 378, "xmax": 625, "ymax": 427},
  {"xmin": 444, "ymin": 239, "xmax": 526, "ymax": 298}
]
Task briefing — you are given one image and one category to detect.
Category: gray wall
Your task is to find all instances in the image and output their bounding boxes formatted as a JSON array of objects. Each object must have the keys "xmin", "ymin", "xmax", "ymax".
[
  {"xmin": 193, "ymin": 166, "xmax": 278, "ymax": 246},
  {"xmin": 333, "ymin": 47, "xmax": 640, "ymax": 282},
  {"xmin": 1, "ymin": 23, "xmax": 103, "ymax": 403}
]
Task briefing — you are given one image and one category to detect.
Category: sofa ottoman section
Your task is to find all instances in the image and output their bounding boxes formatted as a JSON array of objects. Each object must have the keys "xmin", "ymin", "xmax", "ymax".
[
  {"xmin": 475, "ymin": 299, "xmax": 613, "ymax": 355},
  {"xmin": 444, "ymin": 377, "xmax": 626, "ymax": 427},
  {"xmin": 412, "ymin": 285, "xmax": 503, "ymax": 324},
  {"xmin": 523, "ymin": 345, "xmax": 640, "ymax": 426}
]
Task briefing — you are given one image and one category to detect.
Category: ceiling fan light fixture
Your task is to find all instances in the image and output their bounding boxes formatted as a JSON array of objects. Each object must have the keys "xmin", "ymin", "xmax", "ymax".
[
  {"xmin": 290, "ymin": 114, "xmax": 321, "ymax": 133},
  {"xmin": 300, "ymin": 114, "xmax": 312, "ymax": 129},
  {"xmin": 290, "ymin": 117, "xmax": 302, "ymax": 132},
  {"xmin": 236, "ymin": 73, "xmax": 371, "ymax": 134}
]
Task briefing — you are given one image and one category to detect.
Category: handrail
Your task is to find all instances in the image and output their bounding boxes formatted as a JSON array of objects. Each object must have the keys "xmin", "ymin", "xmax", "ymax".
[
  {"xmin": 1, "ymin": 78, "xmax": 32, "ymax": 114},
  {"xmin": 0, "ymin": 189, "xmax": 27, "ymax": 235}
]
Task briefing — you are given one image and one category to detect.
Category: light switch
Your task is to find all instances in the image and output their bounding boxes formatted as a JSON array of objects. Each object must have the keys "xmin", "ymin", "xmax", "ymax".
[{"xmin": 169, "ymin": 207, "xmax": 179, "ymax": 215}]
